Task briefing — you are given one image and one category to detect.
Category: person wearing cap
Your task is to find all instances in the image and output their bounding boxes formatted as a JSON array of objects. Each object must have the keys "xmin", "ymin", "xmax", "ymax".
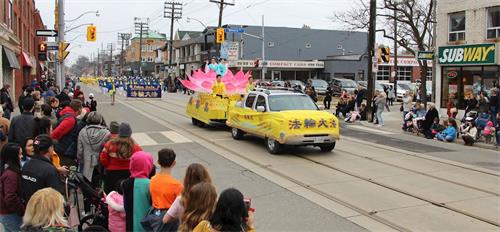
[
  {"xmin": 87, "ymin": 93, "xmax": 97, "ymax": 112},
  {"xmin": 108, "ymin": 121, "xmax": 120, "ymax": 139},
  {"xmin": 100, "ymin": 123, "xmax": 142, "ymax": 193},
  {"xmin": 8, "ymin": 97, "xmax": 35, "ymax": 146},
  {"xmin": 51, "ymin": 99, "xmax": 83, "ymax": 167},
  {"xmin": 20, "ymin": 134, "xmax": 64, "ymax": 202}
]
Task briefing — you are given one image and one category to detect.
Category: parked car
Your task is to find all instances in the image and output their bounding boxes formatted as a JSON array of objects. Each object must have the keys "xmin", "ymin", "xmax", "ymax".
[
  {"xmin": 290, "ymin": 80, "xmax": 306, "ymax": 90},
  {"xmin": 308, "ymin": 79, "xmax": 329, "ymax": 95},
  {"xmin": 331, "ymin": 78, "xmax": 357, "ymax": 96},
  {"xmin": 271, "ymin": 80, "xmax": 285, "ymax": 87}
]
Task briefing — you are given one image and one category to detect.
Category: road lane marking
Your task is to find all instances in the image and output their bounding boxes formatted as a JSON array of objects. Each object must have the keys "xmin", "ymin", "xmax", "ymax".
[
  {"xmin": 347, "ymin": 125, "xmax": 396, "ymax": 135},
  {"xmin": 132, "ymin": 132, "xmax": 157, "ymax": 146},
  {"xmin": 161, "ymin": 131, "xmax": 192, "ymax": 143}
]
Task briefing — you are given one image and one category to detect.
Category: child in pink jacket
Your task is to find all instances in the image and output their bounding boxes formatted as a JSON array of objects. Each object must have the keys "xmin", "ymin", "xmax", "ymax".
[{"xmin": 106, "ymin": 189, "xmax": 126, "ymax": 232}]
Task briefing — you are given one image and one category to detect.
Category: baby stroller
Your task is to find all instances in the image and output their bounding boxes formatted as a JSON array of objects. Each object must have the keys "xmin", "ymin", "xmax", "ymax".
[{"xmin": 66, "ymin": 170, "xmax": 109, "ymax": 231}]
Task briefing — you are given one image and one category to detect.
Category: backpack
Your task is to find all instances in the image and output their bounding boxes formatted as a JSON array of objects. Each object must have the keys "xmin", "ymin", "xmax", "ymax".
[
  {"xmin": 54, "ymin": 114, "xmax": 85, "ymax": 158},
  {"xmin": 0, "ymin": 125, "xmax": 6, "ymax": 142}
]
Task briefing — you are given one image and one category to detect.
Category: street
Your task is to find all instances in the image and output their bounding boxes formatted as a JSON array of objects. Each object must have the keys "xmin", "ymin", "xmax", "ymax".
[{"xmin": 90, "ymin": 86, "xmax": 500, "ymax": 231}]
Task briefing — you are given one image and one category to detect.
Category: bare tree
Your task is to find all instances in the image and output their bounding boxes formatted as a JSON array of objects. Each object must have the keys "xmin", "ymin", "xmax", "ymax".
[{"xmin": 333, "ymin": 0, "xmax": 435, "ymax": 104}]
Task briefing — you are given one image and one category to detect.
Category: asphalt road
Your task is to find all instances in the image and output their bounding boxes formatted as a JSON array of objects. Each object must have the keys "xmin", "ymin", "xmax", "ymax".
[{"xmin": 85, "ymin": 85, "xmax": 500, "ymax": 231}]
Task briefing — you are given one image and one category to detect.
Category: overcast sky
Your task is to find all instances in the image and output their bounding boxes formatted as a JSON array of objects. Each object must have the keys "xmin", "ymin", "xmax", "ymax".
[{"xmin": 35, "ymin": 0, "xmax": 358, "ymax": 65}]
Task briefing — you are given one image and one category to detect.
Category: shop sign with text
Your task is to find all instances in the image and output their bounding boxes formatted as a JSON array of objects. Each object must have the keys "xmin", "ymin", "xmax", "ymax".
[{"xmin": 438, "ymin": 43, "xmax": 495, "ymax": 65}]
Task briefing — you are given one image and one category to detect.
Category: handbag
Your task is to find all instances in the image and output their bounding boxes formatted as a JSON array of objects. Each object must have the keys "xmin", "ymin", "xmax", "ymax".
[
  {"xmin": 141, "ymin": 208, "xmax": 167, "ymax": 232},
  {"xmin": 65, "ymin": 178, "xmax": 80, "ymax": 227}
]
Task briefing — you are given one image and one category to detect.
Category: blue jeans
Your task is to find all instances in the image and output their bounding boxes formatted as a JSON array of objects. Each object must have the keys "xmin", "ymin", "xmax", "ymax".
[
  {"xmin": 490, "ymin": 107, "xmax": 497, "ymax": 126},
  {"xmin": 436, "ymin": 133, "xmax": 454, "ymax": 142},
  {"xmin": 0, "ymin": 214, "xmax": 22, "ymax": 232},
  {"xmin": 376, "ymin": 109, "xmax": 384, "ymax": 125}
]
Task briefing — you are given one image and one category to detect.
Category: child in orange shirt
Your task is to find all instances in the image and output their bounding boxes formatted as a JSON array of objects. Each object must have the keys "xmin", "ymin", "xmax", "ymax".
[{"xmin": 145, "ymin": 148, "xmax": 183, "ymax": 231}]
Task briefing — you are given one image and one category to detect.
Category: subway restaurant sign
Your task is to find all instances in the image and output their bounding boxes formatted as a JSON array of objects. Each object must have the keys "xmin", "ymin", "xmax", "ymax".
[{"xmin": 438, "ymin": 43, "xmax": 496, "ymax": 65}]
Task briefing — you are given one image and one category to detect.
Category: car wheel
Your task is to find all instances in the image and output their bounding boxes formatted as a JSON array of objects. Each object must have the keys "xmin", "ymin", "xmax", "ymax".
[
  {"xmin": 266, "ymin": 138, "xmax": 282, "ymax": 154},
  {"xmin": 231, "ymin": 127, "xmax": 244, "ymax": 140},
  {"xmin": 192, "ymin": 118, "xmax": 199, "ymax": 126},
  {"xmin": 319, "ymin": 142, "xmax": 336, "ymax": 152}
]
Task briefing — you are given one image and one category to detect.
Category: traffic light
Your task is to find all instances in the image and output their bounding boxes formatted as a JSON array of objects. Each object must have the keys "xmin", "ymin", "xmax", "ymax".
[
  {"xmin": 38, "ymin": 42, "xmax": 47, "ymax": 61},
  {"xmin": 58, "ymin": 42, "xmax": 70, "ymax": 61},
  {"xmin": 379, "ymin": 47, "xmax": 390, "ymax": 63},
  {"xmin": 87, "ymin": 25, "xmax": 96, "ymax": 42},
  {"xmin": 216, "ymin": 28, "xmax": 225, "ymax": 44}
]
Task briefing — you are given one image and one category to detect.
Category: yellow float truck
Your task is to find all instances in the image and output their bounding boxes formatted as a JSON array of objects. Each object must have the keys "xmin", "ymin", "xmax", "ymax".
[{"xmin": 186, "ymin": 93, "xmax": 242, "ymax": 126}]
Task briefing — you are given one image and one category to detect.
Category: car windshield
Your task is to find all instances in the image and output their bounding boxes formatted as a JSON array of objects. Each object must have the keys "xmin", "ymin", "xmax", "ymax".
[
  {"xmin": 398, "ymin": 83, "xmax": 410, "ymax": 90},
  {"xmin": 268, "ymin": 95, "xmax": 318, "ymax": 111},
  {"xmin": 342, "ymin": 80, "xmax": 357, "ymax": 88},
  {"xmin": 311, "ymin": 80, "xmax": 328, "ymax": 88}
]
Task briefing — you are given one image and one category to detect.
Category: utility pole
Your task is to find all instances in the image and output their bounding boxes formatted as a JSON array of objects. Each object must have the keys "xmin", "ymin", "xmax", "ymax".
[
  {"xmin": 210, "ymin": 0, "xmax": 235, "ymax": 55},
  {"xmin": 108, "ymin": 43, "xmax": 113, "ymax": 77},
  {"xmin": 118, "ymin": 33, "xmax": 132, "ymax": 76},
  {"xmin": 393, "ymin": 2, "xmax": 398, "ymax": 98},
  {"xmin": 366, "ymin": 0, "xmax": 376, "ymax": 122},
  {"xmin": 57, "ymin": 0, "xmax": 65, "ymax": 88},
  {"xmin": 97, "ymin": 48, "xmax": 100, "ymax": 76},
  {"xmin": 135, "ymin": 17, "xmax": 149, "ymax": 77},
  {"xmin": 261, "ymin": 15, "xmax": 266, "ymax": 80},
  {"xmin": 164, "ymin": 2, "xmax": 182, "ymax": 76},
  {"xmin": 431, "ymin": 0, "xmax": 437, "ymax": 103}
]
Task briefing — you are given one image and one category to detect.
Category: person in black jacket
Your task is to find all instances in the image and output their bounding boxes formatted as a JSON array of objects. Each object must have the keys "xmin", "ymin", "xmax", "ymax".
[
  {"xmin": 21, "ymin": 134, "xmax": 64, "ymax": 202},
  {"xmin": 423, "ymin": 103, "xmax": 439, "ymax": 139},
  {"xmin": 324, "ymin": 87, "xmax": 333, "ymax": 109},
  {"xmin": 0, "ymin": 84, "xmax": 14, "ymax": 119},
  {"xmin": 56, "ymin": 87, "xmax": 71, "ymax": 103},
  {"xmin": 8, "ymin": 98, "xmax": 35, "ymax": 146}
]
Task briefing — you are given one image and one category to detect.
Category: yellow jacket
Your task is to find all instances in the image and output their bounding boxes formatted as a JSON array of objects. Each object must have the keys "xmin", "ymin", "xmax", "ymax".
[
  {"xmin": 246, "ymin": 83, "xmax": 255, "ymax": 92},
  {"xmin": 193, "ymin": 220, "xmax": 255, "ymax": 232},
  {"xmin": 212, "ymin": 81, "xmax": 226, "ymax": 96}
]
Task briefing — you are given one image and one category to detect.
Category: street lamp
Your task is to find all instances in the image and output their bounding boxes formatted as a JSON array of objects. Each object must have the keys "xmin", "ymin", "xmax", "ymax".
[
  {"xmin": 66, "ymin": 10, "xmax": 99, "ymax": 23},
  {"xmin": 186, "ymin": 17, "xmax": 207, "ymax": 28}
]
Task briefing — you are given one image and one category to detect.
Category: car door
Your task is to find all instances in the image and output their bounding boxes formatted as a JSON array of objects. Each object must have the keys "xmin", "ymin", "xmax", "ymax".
[{"xmin": 252, "ymin": 95, "xmax": 273, "ymax": 137}]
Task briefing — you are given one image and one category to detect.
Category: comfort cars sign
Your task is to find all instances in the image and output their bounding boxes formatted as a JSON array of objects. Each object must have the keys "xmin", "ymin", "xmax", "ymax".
[{"xmin": 438, "ymin": 43, "xmax": 495, "ymax": 65}]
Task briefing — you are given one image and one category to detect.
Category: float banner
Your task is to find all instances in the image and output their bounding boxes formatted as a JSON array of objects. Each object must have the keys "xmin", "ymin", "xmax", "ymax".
[
  {"xmin": 126, "ymin": 84, "xmax": 162, "ymax": 98},
  {"xmin": 438, "ymin": 43, "xmax": 495, "ymax": 65}
]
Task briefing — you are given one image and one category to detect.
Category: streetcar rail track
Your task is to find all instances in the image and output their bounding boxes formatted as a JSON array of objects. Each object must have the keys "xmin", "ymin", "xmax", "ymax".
[{"xmin": 136, "ymin": 99, "xmax": 500, "ymax": 228}]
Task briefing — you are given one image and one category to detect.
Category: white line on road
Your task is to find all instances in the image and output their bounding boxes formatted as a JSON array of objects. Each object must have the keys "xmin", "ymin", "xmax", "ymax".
[
  {"xmin": 132, "ymin": 133, "xmax": 157, "ymax": 146},
  {"xmin": 347, "ymin": 125, "xmax": 396, "ymax": 135},
  {"xmin": 161, "ymin": 131, "xmax": 192, "ymax": 143}
]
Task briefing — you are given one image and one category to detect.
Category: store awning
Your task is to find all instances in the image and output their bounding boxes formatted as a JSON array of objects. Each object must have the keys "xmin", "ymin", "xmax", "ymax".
[
  {"xmin": 2, "ymin": 47, "xmax": 20, "ymax": 69},
  {"xmin": 20, "ymin": 51, "xmax": 33, "ymax": 67}
]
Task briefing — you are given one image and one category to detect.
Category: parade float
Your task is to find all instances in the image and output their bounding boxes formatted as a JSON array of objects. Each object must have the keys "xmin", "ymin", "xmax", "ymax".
[{"xmin": 182, "ymin": 69, "xmax": 252, "ymax": 126}]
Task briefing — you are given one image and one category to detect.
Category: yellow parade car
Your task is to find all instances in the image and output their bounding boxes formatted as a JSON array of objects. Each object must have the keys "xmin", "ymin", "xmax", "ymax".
[
  {"xmin": 186, "ymin": 93, "xmax": 242, "ymax": 126},
  {"xmin": 226, "ymin": 89, "xmax": 340, "ymax": 154}
]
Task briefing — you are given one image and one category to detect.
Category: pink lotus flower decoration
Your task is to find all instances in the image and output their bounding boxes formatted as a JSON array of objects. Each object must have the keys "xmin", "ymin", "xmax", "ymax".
[{"xmin": 180, "ymin": 69, "xmax": 252, "ymax": 94}]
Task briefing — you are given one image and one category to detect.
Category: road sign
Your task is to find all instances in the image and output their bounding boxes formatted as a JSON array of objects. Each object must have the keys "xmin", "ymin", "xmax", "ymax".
[
  {"xmin": 378, "ymin": 47, "xmax": 390, "ymax": 63},
  {"xmin": 417, "ymin": 51, "xmax": 434, "ymax": 60},
  {"xmin": 224, "ymin": 28, "xmax": 245, "ymax": 33},
  {"xmin": 47, "ymin": 45, "xmax": 59, "ymax": 51},
  {"xmin": 36, "ymin": 30, "xmax": 58, "ymax": 37}
]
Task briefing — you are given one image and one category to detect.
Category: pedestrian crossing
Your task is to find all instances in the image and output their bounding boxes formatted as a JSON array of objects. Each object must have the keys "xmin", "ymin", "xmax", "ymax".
[{"xmin": 131, "ymin": 130, "xmax": 192, "ymax": 147}]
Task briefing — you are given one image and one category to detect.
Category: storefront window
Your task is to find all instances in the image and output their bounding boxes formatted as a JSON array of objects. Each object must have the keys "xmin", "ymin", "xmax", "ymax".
[
  {"xmin": 449, "ymin": 11, "xmax": 465, "ymax": 42},
  {"xmin": 487, "ymin": 6, "xmax": 500, "ymax": 39},
  {"xmin": 377, "ymin": 66, "xmax": 390, "ymax": 80},
  {"xmin": 398, "ymin": 66, "xmax": 412, "ymax": 81},
  {"xmin": 441, "ymin": 66, "xmax": 500, "ymax": 109}
]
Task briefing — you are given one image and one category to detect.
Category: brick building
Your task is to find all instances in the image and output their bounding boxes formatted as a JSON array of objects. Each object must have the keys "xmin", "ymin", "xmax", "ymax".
[
  {"xmin": 435, "ymin": 0, "xmax": 499, "ymax": 110},
  {"xmin": 0, "ymin": 0, "xmax": 46, "ymax": 101},
  {"xmin": 124, "ymin": 31, "xmax": 166, "ymax": 76}
]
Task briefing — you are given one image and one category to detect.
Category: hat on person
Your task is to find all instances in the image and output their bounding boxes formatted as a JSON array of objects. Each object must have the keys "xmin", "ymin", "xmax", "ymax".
[
  {"xmin": 33, "ymin": 134, "xmax": 54, "ymax": 153},
  {"xmin": 89, "ymin": 93, "xmax": 94, "ymax": 98},
  {"xmin": 68, "ymin": 92, "xmax": 74, "ymax": 98},
  {"xmin": 109, "ymin": 121, "xmax": 120, "ymax": 134},
  {"xmin": 119, "ymin": 123, "xmax": 132, "ymax": 138},
  {"xmin": 22, "ymin": 97, "xmax": 35, "ymax": 110}
]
